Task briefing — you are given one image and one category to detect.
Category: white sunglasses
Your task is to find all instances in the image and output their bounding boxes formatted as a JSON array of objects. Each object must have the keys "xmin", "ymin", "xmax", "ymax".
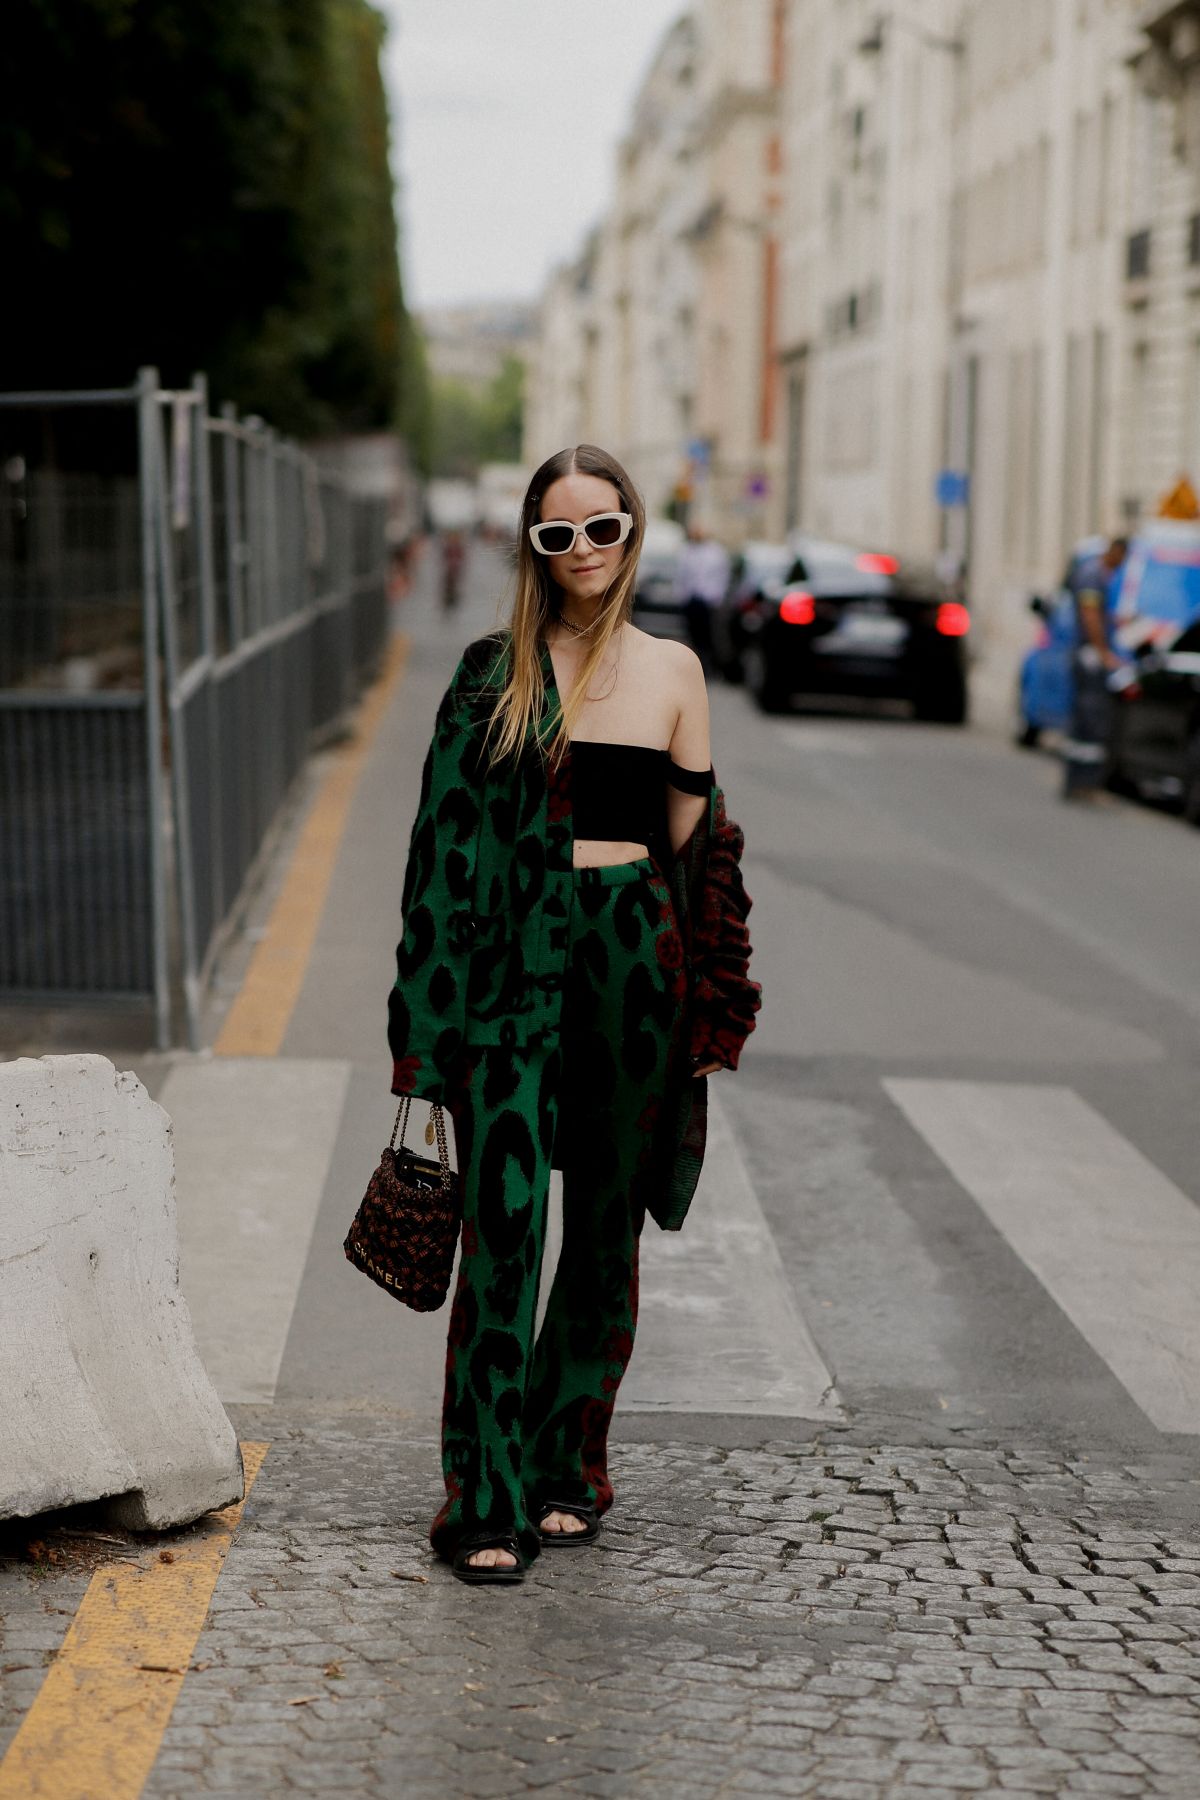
[{"xmin": 528, "ymin": 511, "xmax": 634, "ymax": 556}]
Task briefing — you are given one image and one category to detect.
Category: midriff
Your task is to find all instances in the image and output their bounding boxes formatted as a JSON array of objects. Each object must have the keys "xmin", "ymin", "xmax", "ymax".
[{"xmin": 573, "ymin": 838, "xmax": 649, "ymax": 869}]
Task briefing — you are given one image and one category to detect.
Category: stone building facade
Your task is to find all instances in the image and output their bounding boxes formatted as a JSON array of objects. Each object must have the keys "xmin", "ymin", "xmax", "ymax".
[
  {"xmin": 524, "ymin": 2, "xmax": 784, "ymax": 535},
  {"xmin": 526, "ymin": 0, "xmax": 1200, "ymax": 671}
]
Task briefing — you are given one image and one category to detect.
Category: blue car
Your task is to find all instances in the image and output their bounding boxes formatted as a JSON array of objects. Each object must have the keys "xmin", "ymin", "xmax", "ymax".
[{"xmin": 1016, "ymin": 536, "xmax": 1107, "ymax": 747}]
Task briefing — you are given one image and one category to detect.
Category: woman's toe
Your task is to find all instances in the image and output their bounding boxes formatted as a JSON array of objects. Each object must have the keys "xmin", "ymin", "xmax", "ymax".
[{"xmin": 541, "ymin": 1509, "xmax": 586, "ymax": 1534}]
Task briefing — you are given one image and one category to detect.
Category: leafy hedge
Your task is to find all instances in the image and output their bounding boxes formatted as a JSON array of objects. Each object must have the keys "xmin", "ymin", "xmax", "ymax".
[{"xmin": 1, "ymin": 0, "xmax": 428, "ymax": 446}]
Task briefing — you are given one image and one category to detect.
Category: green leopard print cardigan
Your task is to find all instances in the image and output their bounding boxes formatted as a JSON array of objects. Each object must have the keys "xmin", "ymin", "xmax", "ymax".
[{"xmin": 387, "ymin": 630, "xmax": 761, "ymax": 1231}]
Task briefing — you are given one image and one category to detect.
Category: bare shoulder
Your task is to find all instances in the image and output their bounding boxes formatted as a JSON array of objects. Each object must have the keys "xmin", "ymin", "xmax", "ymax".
[
  {"xmin": 627, "ymin": 624, "xmax": 707, "ymax": 696},
  {"xmin": 626, "ymin": 625, "xmax": 709, "ymax": 760}
]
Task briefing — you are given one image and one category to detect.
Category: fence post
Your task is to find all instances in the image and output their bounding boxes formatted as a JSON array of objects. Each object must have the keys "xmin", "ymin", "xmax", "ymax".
[
  {"xmin": 152, "ymin": 391, "xmax": 202, "ymax": 1053},
  {"xmin": 191, "ymin": 374, "xmax": 224, "ymax": 977},
  {"xmin": 136, "ymin": 366, "xmax": 172, "ymax": 1050},
  {"xmin": 263, "ymin": 425, "xmax": 281, "ymax": 626},
  {"xmin": 220, "ymin": 400, "xmax": 243, "ymax": 648},
  {"xmin": 244, "ymin": 416, "xmax": 265, "ymax": 639}
]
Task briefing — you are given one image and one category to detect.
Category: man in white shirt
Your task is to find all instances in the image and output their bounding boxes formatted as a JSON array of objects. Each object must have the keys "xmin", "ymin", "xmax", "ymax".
[{"xmin": 674, "ymin": 524, "xmax": 731, "ymax": 671}]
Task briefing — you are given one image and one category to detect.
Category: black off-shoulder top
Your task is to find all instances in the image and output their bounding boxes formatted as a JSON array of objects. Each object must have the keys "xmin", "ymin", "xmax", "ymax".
[{"xmin": 569, "ymin": 740, "xmax": 714, "ymax": 866}]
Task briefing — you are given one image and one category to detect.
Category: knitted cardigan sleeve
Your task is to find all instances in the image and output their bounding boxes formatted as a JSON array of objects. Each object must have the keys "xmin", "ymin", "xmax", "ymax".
[
  {"xmin": 685, "ymin": 788, "xmax": 762, "ymax": 1073},
  {"xmin": 387, "ymin": 653, "xmax": 485, "ymax": 1103}
]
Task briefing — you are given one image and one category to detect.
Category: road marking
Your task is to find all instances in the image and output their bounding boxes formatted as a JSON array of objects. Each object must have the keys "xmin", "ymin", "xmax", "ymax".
[
  {"xmin": 0, "ymin": 1443, "xmax": 268, "ymax": 1800},
  {"xmin": 885, "ymin": 1080, "xmax": 1200, "ymax": 1434},
  {"xmin": 163, "ymin": 1057, "xmax": 351, "ymax": 1403},
  {"xmin": 539, "ymin": 1086, "xmax": 842, "ymax": 1419},
  {"xmin": 214, "ymin": 631, "xmax": 410, "ymax": 1058}
]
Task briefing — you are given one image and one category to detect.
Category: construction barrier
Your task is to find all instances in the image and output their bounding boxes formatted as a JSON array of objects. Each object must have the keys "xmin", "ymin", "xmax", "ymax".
[{"xmin": 0, "ymin": 1053, "xmax": 244, "ymax": 1529}]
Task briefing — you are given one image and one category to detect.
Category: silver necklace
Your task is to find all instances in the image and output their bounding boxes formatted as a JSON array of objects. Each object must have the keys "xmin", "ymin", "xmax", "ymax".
[{"xmin": 556, "ymin": 609, "xmax": 596, "ymax": 637}]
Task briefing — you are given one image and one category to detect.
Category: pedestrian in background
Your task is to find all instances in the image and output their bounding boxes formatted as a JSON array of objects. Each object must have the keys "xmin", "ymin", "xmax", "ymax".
[
  {"xmin": 1061, "ymin": 535, "xmax": 1128, "ymax": 798},
  {"xmin": 439, "ymin": 529, "xmax": 466, "ymax": 611},
  {"xmin": 674, "ymin": 520, "xmax": 731, "ymax": 672},
  {"xmin": 386, "ymin": 444, "xmax": 761, "ymax": 1583}
]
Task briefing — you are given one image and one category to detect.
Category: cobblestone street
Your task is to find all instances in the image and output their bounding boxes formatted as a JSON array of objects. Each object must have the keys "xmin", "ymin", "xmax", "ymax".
[{"xmin": 6, "ymin": 1417, "xmax": 1199, "ymax": 1797}]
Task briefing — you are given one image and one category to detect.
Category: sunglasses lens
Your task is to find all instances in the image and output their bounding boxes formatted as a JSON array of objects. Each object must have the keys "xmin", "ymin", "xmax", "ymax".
[
  {"xmin": 535, "ymin": 523, "xmax": 575, "ymax": 554},
  {"xmin": 585, "ymin": 515, "xmax": 623, "ymax": 547}
]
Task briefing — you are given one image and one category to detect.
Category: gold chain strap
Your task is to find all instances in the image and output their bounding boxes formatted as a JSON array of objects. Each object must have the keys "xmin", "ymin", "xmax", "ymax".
[{"xmin": 389, "ymin": 1096, "xmax": 453, "ymax": 1189}]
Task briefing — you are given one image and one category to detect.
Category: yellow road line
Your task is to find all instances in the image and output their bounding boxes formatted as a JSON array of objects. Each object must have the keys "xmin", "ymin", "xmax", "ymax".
[
  {"xmin": 214, "ymin": 630, "xmax": 411, "ymax": 1057},
  {"xmin": 0, "ymin": 1443, "xmax": 269, "ymax": 1800}
]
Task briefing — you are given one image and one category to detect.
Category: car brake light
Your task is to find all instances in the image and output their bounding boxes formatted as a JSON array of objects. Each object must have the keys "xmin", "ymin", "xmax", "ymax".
[
  {"xmin": 780, "ymin": 588, "xmax": 816, "ymax": 625},
  {"xmin": 857, "ymin": 551, "xmax": 899, "ymax": 575},
  {"xmin": 936, "ymin": 602, "xmax": 970, "ymax": 637}
]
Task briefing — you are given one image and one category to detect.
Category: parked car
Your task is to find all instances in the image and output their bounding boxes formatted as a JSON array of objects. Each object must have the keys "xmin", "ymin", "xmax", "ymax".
[
  {"xmin": 633, "ymin": 519, "xmax": 687, "ymax": 637},
  {"xmin": 1016, "ymin": 536, "xmax": 1107, "ymax": 747},
  {"xmin": 739, "ymin": 536, "xmax": 970, "ymax": 721},
  {"xmin": 1106, "ymin": 519, "xmax": 1200, "ymax": 822},
  {"xmin": 712, "ymin": 540, "xmax": 794, "ymax": 681}
]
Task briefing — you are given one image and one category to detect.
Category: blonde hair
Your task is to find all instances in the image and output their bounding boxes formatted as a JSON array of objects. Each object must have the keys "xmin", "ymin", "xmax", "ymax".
[{"xmin": 480, "ymin": 445, "xmax": 646, "ymax": 772}]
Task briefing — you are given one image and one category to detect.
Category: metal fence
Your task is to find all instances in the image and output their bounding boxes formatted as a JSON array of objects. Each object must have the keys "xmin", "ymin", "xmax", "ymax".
[{"xmin": 0, "ymin": 368, "xmax": 390, "ymax": 1047}]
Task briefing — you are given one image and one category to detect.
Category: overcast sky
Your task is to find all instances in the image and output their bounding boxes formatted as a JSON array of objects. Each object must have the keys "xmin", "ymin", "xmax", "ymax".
[{"xmin": 377, "ymin": 1, "xmax": 687, "ymax": 312}]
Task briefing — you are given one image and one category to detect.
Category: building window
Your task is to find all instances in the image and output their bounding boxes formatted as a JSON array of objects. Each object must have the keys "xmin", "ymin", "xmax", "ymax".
[
  {"xmin": 1027, "ymin": 345, "xmax": 1042, "ymax": 564},
  {"xmin": 1188, "ymin": 213, "xmax": 1200, "ymax": 268},
  {"xmin": 1128, "ymin": 340, "xmax": 1151, "ymax": 518},
  {"xmin": 1126, "ymin": 229, "xmax": 1152, "ymax": 281},
  {"xmin": 1187, "ymin": 338, "xmax": 1200, "ymax": 486},
  {"xmin": 1129, "ymin": 91, "xmax": 1159, "ymax": 235},
  {"xmin": 1098, "ymin": 95, "xmax": 1114, "ymax": 238},
  {"xmin": 1089, "ymin": 327, "xmax": 1108, "ymax": 536},
  {"xmin": 1063, "ymin": 333, "xmax": 1087, "ymax": 549}
]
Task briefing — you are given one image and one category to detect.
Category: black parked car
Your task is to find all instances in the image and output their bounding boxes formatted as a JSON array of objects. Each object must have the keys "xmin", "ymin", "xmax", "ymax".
[
  {"xmin": 712, "ymin": 540, "xmax": 794, "ymax": 681},
  {"xmin": 1108, "ymin": 627, "xmax": 1200, "ymax": 820},
  {"xmin": 739, "ymin": 536, "xmax": 970, "ymax": 722},
  {"xmin": 1105, "ymin": 520, "xmax": 1200, "ymax": 822}
]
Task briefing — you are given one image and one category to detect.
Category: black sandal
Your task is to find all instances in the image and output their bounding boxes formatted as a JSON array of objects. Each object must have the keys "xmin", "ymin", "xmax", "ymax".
[
  {"xmin": 536, "ymin": 1500, "xmax": 600, "ymax": 1546},
  {"xmin": 451, "ymin": 1529, "xmax": 526, "ymax": 1584}
]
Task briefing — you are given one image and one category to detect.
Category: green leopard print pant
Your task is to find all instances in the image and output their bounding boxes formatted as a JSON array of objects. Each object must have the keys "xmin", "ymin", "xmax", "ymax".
[{"xmin": 431, "ymin": 854, "xmax": 688, "ymax": 1564}]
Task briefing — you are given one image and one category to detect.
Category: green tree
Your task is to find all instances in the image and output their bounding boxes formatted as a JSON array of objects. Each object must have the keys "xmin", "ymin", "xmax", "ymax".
[
  {"xmin": 0, "ymin": 0, "xmax": 424, "ymax": 440},
  {"xmin": 428, "ymin": 355, "xmax": 525, "ymax": 478},
  {"xmin": 429, "ymin": 378, "xmax": 485, "ymax": 481},
  {"xmin": 479, "ymin": 354, "xmax": 524, "ymax": 464}
]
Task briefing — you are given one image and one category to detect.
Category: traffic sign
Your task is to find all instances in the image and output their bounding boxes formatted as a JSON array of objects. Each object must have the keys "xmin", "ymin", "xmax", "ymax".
[
  {"xmin": 936, "ymin": 470, "xmax": 970, "ymax": 508},
  {"xmin": 1156, "ymin": 475, "xmax": 1200, "ymax": 520}
]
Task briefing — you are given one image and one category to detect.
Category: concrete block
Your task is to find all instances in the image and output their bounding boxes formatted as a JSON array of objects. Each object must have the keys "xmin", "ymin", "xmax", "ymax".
[{"xmin": 0, "ymin": 1053, "xmax": 244, "ymax": 1528}]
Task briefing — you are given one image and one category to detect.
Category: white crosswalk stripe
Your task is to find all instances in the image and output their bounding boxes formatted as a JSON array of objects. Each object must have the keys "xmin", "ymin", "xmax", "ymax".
[
  {"xmin": 885, "ymin": 1078, "xmax": 1200, "ymax": 1435},
  {"xmin": 540, "ymin": 1085, "xmax": 842, "ymax": 1420},
  {"xmin": 163, "ymin": 1057, "xmax": 1200, "ymax": 1439}
]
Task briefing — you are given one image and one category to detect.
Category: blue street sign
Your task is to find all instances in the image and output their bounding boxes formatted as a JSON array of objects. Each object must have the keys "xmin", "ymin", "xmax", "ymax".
[{"xmin": 936, "ymin": 469, "xmax": 970, "ymax": 508}]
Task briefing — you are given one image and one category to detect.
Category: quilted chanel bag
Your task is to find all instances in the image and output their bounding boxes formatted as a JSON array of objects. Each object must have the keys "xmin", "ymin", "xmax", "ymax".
[{"xmin": 343, "ymin": 1097, "xmax": 461, "ymax": 1311}]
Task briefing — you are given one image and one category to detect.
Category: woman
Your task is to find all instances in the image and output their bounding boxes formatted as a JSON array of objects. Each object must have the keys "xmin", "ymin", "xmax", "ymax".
[{"xmin": 387, "ymin": 445, "xmax": 761, "ymax": 1583}]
